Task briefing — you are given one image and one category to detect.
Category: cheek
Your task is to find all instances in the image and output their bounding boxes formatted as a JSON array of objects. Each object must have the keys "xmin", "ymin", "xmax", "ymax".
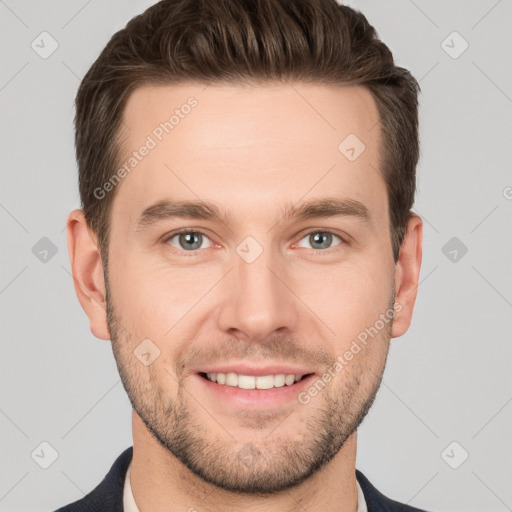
[
  {"xmin": 292, "ymin": 257, "xmax": 393, "ymax": 335},
  {"xmin": 109, "ymin": 253, "xmax": 221, "ymax": 341}
]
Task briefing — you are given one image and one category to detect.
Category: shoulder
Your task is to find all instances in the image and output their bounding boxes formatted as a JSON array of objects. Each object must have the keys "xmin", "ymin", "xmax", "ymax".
[
  {"xmin": 356, "ymin": 469, "xmax": 435, "ymax": 512},
  {"xmin": 53, "ymin": 446, "xmax": 133, "ymax": 512}
]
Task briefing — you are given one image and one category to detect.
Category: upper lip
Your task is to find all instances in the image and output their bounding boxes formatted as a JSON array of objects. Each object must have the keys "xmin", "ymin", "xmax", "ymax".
[{"xmin": 196, "ymin": 364, "xmax": 315, "ymax": 377}]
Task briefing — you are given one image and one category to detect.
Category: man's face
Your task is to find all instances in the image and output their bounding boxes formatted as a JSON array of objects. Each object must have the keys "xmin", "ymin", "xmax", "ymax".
[{"xmin": 106, "ymin": 82, "xmax": 397, "ymax": 493}]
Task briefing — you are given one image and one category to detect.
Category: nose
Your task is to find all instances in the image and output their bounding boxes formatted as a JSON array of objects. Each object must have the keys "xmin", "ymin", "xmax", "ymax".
[{"xmin": 216, "ymin": 247, "xmax": 299, "ymax": 342}]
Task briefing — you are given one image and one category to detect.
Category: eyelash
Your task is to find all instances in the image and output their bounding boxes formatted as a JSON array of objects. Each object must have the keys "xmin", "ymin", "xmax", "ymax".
[{"xmin": 161, "ymin": 228, "xmax": 346, "ymax": 255}]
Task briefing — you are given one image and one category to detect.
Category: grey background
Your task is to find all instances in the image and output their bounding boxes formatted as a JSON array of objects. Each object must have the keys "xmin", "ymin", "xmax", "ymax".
[{"xmin": 0, "ymin": 0, "xmax": 510, "ymax": 511}]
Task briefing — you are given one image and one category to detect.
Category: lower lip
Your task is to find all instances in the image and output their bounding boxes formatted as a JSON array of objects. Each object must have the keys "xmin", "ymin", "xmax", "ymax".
[{"xmin": 195, "ymin": 373, "xmax": 315, "ymax": 408}]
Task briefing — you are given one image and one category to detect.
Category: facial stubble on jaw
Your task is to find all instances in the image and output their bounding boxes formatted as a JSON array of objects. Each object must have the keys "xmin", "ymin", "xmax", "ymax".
[{"xmin": 105, "ymin": 270, "xmax": 395, "ymax": 495}]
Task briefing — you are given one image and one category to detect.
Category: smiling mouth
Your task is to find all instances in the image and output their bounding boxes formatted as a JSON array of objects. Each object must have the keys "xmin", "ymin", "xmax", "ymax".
[{"xmin": 199, "ymin": 372, "xmax": 313, "ymax": 390}]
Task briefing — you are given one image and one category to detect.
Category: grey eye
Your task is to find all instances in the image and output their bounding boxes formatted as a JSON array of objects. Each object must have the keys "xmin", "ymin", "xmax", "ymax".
[
  {"xmin": 297, "ymin": 231, "xmax": 342, "ymax": 250},
  {"xmin": 168, "ymin": 232, "xmax": 212, "ymax": 251}
]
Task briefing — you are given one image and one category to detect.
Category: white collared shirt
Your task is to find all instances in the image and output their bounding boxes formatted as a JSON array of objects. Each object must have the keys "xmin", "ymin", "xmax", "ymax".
[{"xmin": 123, "ymin": 460, "xmax": 368, "ymax": 511}]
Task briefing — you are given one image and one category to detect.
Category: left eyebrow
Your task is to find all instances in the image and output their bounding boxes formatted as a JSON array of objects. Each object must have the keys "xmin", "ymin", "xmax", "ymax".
[{"xmin": 280, "ymin": 198, "xmax": 371, "ymax": 224}]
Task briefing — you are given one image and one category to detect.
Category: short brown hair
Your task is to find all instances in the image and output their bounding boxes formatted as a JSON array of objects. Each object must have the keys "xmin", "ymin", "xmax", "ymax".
[{"xmin": 75, "ymin": 0, "xmax": 420, "ymax": 264}]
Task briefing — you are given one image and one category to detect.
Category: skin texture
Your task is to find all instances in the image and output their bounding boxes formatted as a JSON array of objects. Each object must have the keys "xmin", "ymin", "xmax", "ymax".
[{"xmin": 67, "ymin": 82, "xmax": 423, "ymax": 512}]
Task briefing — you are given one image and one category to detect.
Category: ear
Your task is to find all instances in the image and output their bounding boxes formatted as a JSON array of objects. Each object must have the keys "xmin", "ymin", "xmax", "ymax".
[
  {"xmin": 66, "ymin": 209, "xmax": 110, "ymax": 340},
  {"xmin": 391, "ymin": 214, "xmax": 423, "ymax": 338}
]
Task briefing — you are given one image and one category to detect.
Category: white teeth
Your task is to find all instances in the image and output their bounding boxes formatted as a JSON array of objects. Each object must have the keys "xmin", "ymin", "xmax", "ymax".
[
  {"xmin": 205, "ymin": 372, "xmax": 305, "ymax": 389},
  {"xmin": 255, "ymin": 375, "xmax": 274, "ymax": 389},
  {"xmin": 274, "ymin": 374, "xmax": 286, "ymax": 387},
  {"xmin": 285, "ymin": 374, "xmax": 295, "ymax": 386},
  {"xmin": 238, "ymin": 375, "xmax": 255, "ymax": 389},
  {"xmin": 226, "ymin": 372, "xmax": 238, "ymax": 386}
]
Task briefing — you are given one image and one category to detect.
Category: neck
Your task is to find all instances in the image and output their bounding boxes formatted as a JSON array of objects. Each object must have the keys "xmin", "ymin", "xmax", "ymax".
[{"xmin": 130, "ymin": 411, "xmax": 359, "ymax": 512}]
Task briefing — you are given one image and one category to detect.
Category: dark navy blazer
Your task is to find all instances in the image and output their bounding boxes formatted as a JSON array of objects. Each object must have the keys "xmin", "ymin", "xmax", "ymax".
[{"xmin": 54, "ymin": 447, "xmax": 431, "ymax": 511}]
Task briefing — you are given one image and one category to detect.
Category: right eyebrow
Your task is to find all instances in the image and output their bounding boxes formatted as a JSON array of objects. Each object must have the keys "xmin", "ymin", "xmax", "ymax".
[{"xmin": 134, "ymin": 199, "xmax": 227, "ymax": 231}]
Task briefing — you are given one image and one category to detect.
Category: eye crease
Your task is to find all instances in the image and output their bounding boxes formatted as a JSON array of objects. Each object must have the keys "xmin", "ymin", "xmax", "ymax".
[{"xmin": 164, "ymin": 230, "xmax": 343, "ymax": 252}]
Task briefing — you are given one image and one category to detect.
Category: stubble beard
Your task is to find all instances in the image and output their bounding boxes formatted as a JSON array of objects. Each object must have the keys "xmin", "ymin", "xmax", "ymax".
[{"xmin": 106, "ymin": 277, "xmax": 393, "ymax": 494}]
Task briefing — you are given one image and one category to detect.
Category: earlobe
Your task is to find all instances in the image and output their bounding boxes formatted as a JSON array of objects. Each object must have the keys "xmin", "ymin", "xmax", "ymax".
[
  {"xmin": 391, "ymin": 214, "xmax": 423, "ymax": 339},
  {"xmin": 66, "ymin": 209, "xmax": 111, "ymax": 340}
]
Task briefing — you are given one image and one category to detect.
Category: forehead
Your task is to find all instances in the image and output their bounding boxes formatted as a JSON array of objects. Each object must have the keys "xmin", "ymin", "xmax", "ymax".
[{"xmin": 114, "ymin": 81, "xmax": 384, "ymax": 225}]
